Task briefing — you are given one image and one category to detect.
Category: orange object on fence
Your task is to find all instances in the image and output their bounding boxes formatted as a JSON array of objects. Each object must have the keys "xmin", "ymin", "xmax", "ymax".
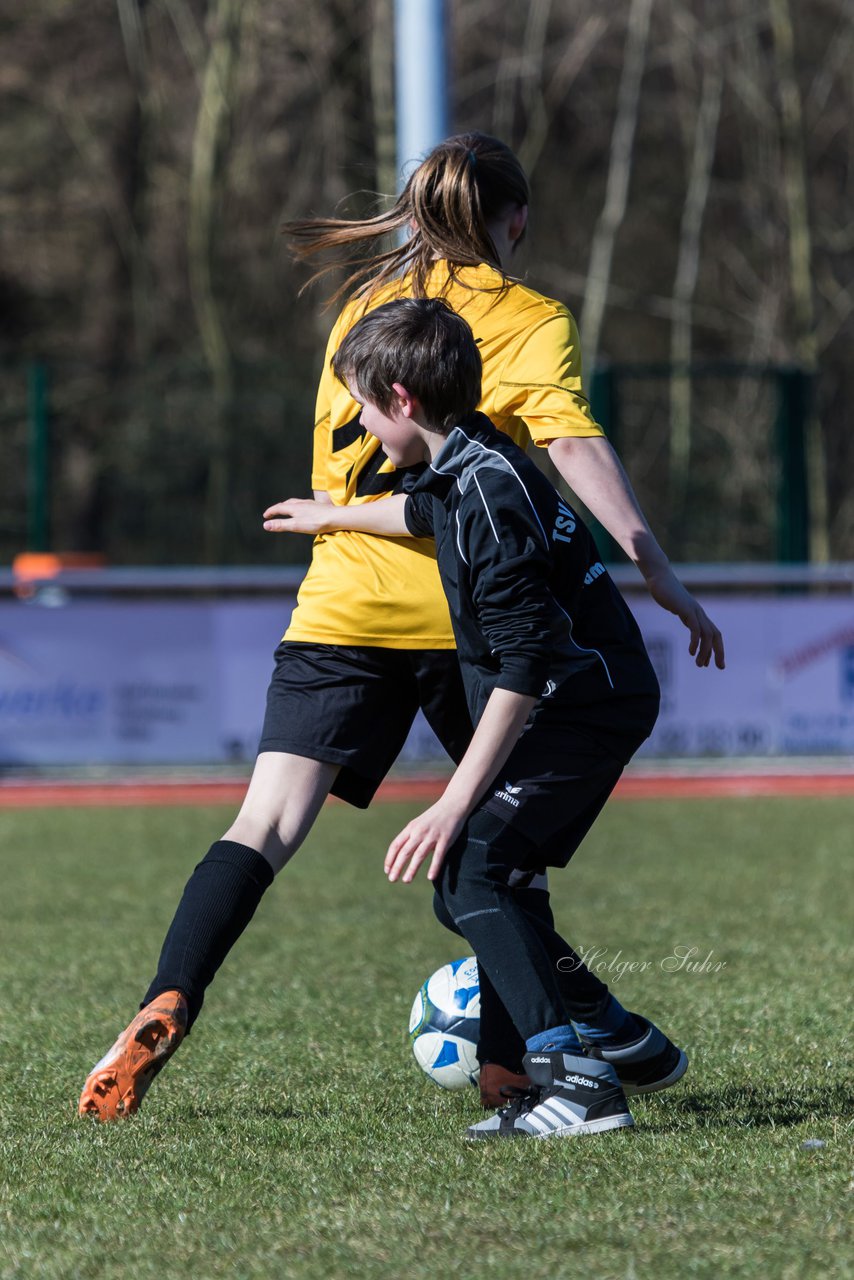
[{"xmin": 12, "ymin": 552, "xmax": 106, "ymax": 598}]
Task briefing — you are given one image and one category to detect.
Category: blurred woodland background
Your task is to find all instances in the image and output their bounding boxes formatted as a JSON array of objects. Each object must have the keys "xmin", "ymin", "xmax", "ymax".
[{"xmin": 1, "ymin": 0, "xmax": 852, "ymax": 566}]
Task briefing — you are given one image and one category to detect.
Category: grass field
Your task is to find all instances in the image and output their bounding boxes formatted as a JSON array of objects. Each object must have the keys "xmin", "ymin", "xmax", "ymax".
[{"xmin": 1, "ymin": 796, "xmax": 851, "ymax": 1279}]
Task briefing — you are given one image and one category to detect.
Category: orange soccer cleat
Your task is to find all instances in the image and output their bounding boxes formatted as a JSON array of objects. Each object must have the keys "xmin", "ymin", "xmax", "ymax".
[{"xmin": 78, "ymin": 990, "xmax": 188, "ymax": 1122}]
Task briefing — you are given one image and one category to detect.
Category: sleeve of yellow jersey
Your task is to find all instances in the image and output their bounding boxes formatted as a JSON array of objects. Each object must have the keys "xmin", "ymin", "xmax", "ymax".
[
  {"xmin": 311, "ymin": 319, "xmax": 341, "ymax": 493},
  {"xmin": 493, "ymin": 306, "xmax": 605, "ymax": 446}
]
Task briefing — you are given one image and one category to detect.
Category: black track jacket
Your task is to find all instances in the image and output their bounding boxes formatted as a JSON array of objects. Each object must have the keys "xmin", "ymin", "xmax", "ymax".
[{"xmin": 403, "ymin": 414, "xmax": 660, "ymax": 763}]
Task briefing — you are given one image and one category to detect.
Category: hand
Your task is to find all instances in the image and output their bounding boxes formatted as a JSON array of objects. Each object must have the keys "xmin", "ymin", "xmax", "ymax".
[
  {"xmin": 643, "ymin": 565, "xmax": 725, "ymax": 669},
  {"xmin": 263, "ymin": 499, "xmax": 335, "ymax": 535},
  {"xmin": 384, "ymin": 801, "xmax": 468, "ymax": 884}
]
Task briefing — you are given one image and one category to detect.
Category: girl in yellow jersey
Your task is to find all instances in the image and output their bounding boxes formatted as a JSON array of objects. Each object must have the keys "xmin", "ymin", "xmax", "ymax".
[{"xmin": 78, "ymin": 134, "xmax": 723, "ymax": 1124}]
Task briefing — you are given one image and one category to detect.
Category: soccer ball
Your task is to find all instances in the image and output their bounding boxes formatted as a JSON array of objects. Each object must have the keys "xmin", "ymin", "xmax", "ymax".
[{"xmin": 408, "ymin": 956, "xmax": 481, "ymax": 1089}]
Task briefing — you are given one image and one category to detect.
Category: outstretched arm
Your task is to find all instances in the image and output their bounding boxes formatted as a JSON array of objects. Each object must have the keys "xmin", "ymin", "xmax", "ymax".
[
  {"xmin": 263, "ymin": 494, "xmax": 410, "ymax": 537},
  {"xmin": 384, "ymin": 688, "xmax": 536, "ymax": 885},
  {"xmin": 548, "ymin": 435, "xmax": 725, "ymax": 669}
]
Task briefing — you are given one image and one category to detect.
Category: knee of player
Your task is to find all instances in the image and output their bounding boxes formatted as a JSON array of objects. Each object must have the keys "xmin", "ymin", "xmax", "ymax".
[
  {"xmin": 440, "ymin": 864, "xmax": 497, "ymax": 920},
  {"xmin": 223, "ymin": 802, "xmax": 310, "ymax": 872},
  {"xmin": 432, "ymin": 888, "xmax": 461, "ymax": 934},
  {"xmin": 271, "ymin": 804, "xmax": 314, "ymax": 857}
]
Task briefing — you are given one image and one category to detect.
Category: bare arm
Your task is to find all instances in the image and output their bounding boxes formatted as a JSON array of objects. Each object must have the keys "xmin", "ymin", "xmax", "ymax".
[
  {"xmin": 312, "ymin": 490, "xmax": 333, "ymax": 504},
  {"xmin": 384, "ymin": 688, "xmax": 537, "ymax": 884},
  {"xmin": 263, "ymin": 494, "xmax": 410, "ymax": 537},
  {"xmin": 548, "ymin": 435, "xmax": 725, "ymax": 669}
]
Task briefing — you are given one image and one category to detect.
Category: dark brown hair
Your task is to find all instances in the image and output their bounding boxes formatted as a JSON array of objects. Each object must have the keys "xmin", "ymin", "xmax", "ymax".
[
  {"xmin": 332, "ymin": 297, "xmax": 482, "ymax": 434},
  {"xmin": 282, "ymin": 132, "xmax": 529, "ymax": 304}
]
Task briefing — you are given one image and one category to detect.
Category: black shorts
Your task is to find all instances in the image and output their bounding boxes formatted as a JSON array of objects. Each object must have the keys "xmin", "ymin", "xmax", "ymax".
[
  {"xmin": 258, "ymin": 642, "xmax": 472, "ymax": 808},
  {"xmin": 476, "ymin": 722, "xmax": 631, "ymax": 873}
]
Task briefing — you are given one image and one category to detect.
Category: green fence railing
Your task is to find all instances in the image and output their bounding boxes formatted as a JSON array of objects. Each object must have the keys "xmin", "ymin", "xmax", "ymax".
[{"xmin": 4, "ymin": 357, "xmax": 814, "ymax": 567}]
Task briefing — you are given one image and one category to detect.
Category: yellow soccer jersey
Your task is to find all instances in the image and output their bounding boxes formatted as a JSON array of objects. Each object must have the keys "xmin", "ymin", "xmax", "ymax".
[{"xmin": 284, "ymin": 261, "xmax": 603, "ymax": 648}]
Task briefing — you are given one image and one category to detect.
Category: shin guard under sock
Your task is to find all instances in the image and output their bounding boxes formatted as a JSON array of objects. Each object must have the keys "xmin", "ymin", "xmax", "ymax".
[{"xmin": 141, "ymin": 840, "xmax": 274, "ymax": 1030}]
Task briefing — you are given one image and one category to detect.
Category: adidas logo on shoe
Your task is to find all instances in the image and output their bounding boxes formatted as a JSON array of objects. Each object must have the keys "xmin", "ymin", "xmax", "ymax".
[
  {"xmin": 529, "ymin": 1059, "xmax": 598, "ymax": 1089},
  {"xmin": 561, "ymin": 1073, "xmax": 599, "ymax": 1089}
]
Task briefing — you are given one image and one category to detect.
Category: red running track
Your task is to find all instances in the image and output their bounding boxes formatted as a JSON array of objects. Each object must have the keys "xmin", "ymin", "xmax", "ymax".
[{"xmin": 0, "ymin": 773, "xmax": 853, "ymax": 808}]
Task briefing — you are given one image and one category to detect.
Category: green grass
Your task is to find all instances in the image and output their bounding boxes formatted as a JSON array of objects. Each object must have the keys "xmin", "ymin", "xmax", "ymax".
[{"xmin": 0, "ymin": 797, "xmax": 851, "ymax": 1280}]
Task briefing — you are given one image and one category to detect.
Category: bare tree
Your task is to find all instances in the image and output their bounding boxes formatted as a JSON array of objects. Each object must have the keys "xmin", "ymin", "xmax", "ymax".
[
  {"xmin": 517, "ymin": 10, "xmax": 608, "ymax": 181},
  {"xmin": 44, "ymin": 3, "xmax": 153, "ymax": 551},
  {"xmin": 371, "ymin": 0, "xmax": 397, "ymax": 195},
  {"xmin": 768, "ymin": 0, "xmax": 828, "ymax": 560},
  {"xmin": 668, "ymin": 22, "xmax": 722, "ymax": 508},
  {"xmin": 188, "ymin": 0, "xmax": 247, "ymax": 561},
  {"xmin": 580, "ymin": 0, "xmax": 654, "ymax": 368},
  {"xmin": 116, "ymin": 0, "xmax": 155, "ymax": 359}
]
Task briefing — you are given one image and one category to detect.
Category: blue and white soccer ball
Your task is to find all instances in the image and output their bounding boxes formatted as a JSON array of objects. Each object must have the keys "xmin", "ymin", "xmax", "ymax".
[{"xmin": 408, "ymin": 956, "xmax": 481, "ymax": 1089}]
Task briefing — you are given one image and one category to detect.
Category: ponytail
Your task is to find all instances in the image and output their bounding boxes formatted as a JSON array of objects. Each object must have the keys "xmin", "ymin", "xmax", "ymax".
[{"xmin": 282, "ymin": 132, "xmax": 529, "ymax": 304}]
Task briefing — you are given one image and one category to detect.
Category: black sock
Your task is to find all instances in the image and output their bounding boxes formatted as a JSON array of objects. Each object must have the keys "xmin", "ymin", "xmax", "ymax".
[
  {"xmin": 141, "ymin": 840, "xmax": 274, "ymax": 1031},
  {"xmin": 434, "ymin": 885, "xmax": 536, "ymax": 1073}
]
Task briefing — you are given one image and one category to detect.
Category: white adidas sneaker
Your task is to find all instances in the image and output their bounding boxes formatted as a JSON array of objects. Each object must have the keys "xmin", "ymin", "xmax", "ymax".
[{"xmin": 466, "ymin": 1050, "xmax": 634, "ymax": 1140}]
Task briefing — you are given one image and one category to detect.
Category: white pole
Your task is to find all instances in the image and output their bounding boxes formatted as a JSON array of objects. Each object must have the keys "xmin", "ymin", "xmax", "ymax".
[{"xmin": 394, "ymin": 0, "xmax": 448, "ymax": 190}]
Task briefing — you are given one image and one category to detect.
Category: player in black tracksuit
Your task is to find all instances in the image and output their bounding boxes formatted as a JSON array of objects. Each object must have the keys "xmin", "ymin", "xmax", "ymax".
[
  {"xmin": 270, "ymin": 297, "xmax": 690, "ymax": 1140},
  {"xmin": 401, "ymin": 413, "xmax": 661, "ymax": 1078}
]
